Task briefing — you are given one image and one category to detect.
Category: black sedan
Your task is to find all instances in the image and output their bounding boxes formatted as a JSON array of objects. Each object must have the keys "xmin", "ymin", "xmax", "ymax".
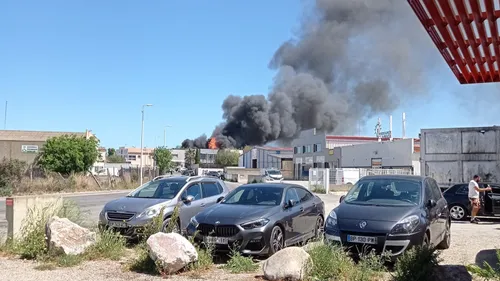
[
  {"xmin": 324, "ymin": 175, "xmax": 450, "ymax": 260},
  {"xmin": 443, "ymin": 183, "xmax": 500, "ymax": 220},
  {"xmin": 186, "ymin": 183, "xmax": 325, "ymax": 256}
]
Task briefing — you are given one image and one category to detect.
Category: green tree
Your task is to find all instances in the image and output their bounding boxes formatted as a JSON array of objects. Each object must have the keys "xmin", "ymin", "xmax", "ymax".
[
  {"xmin": 107, "ymin": 148, "xmax": 116, "ymax": 156},
  {"xmin": 107, "ymin": 154, "xmax": 126, "ymax": 163},
  {"xmin": 215, "ymin": 149, "xmax": 239, "ymax": 167},
  {"xmin": 153, "ymin": 146, "xmax": 173, "ymax": 174},
  {"xmin": 195, "ymin": 149, "xmax": 200, "ymax": 164},
  {"xmin": 185, "ymin": 148, "xmax": 196, "ymax": 168},
  {"xmin": 37, "ymin": 135, "xmax": 100, "ymax": 175}
]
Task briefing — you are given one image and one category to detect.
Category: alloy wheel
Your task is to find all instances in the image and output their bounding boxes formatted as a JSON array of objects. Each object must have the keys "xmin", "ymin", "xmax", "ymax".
[
  {"xmin": 315, "ymin": 216, "xmax": 324, "ymax": 238},
  {"xmin": 271, "ymin": 226, "xmax": 284, "ymax": 253},
  {"xmin": 450, "ymin": 205, "xmax": 465, "ymax": 220}
]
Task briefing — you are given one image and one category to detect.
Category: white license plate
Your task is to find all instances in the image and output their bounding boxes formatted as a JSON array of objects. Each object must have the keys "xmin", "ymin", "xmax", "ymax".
[
  {"xmin": 203, "ymin": 236, "xmax": 229, "ymax": 245},
  {"xmin": 347, "ymin": 235, "xmax": 377, "ymax": 244},
  {"xmin": 108, "ymin": 221, "xmax": 128, "ymax": 228}
]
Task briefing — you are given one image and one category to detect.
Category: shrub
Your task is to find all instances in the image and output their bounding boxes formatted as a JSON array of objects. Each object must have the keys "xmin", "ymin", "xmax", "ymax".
[
  {"xmin": 84, "ymin": 228, "xmax": 126, "ymax": 261},
  {"xmin": 466, "ymin": 248, "xmax": 500, "ymax": 279},
  {"xmin": 392, "ymin": 246, "xmax": 441, "ymax": 281},
  {"xmin": 306, "ymin": 243, "xmax": 385, "ymax": 281},
  {"xmin": 186, "ymin": 233, "xmax": 214, "ymax": 272},
  {"xmin": 0, "ymin": 158, "xmax": 27, "ymax": 196},
  {"xmin": 224, "ymin": 247, "xmax": 258, "ymax": 273}
]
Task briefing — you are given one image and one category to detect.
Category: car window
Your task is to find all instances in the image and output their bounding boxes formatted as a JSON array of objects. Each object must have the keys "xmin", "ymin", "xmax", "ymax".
[
  {"xmin": 424, "ymin": 179, "xmax": 432, "ymax": 203},
  {"xmin": 202, "ymin": 182, "xmax": 221, "ymax": 198},
  {"xmin": 285, "ymin": 188, "xmax": 300, "ymax": 204},
  {"xmin": 222, "ymin": 185, "xmax": 283, "ymax": 206},
  {"xmin": 183, "ymin": 183, "xmax": 202, "ymax": 201},
  {"xmin": 216, "ymin": 182, "xmax": 225, "ymax": 193},
  {"xmin": 294, "ymin": 187, "xmax": 313, "ymax": 203},
  {"xmin": 128, "ymin": 179, "xmax": 185, "ymax": 199},
  {"xmin": 429, "ymin": 178, "xmax": 442, "ymax": 200},
  {"xmin": 344, "ymin": 178, "xmax": 421, "ymax": 206},
  {"xmin": 456, "ymin": 184, "xmax": 468, "ymax": 195}
]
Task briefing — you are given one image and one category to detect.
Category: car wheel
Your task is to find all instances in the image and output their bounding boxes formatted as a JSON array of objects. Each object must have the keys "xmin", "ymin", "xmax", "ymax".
[
  {"xmin": 437, "ymin": 221, "xmax": 451, "ymax": 250},
  {"xmin": 269, "ymin": 225, "xmax": 284, "ymax": 255},
  {"xmin": 449, "ymin": 204, "xmax": 467, "ymax": 221},
  {"xmin": 162, "ymin": 218, "xmax": 180, "ymax": 234},
  {"xmin": 422, "ymin": 232, "xmax": 430, "ymax": 248},
  {"xmin": 314, "ymin": 216, "xmax": 324, "ymax": 239}
]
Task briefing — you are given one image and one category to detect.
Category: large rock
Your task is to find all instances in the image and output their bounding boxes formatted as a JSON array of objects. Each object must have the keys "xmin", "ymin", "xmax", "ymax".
[
  {"xmin": 45, "ymin": 216, "xmax": 96, "ymax": 255},
  {"xmin": 146, "ymin": 232, "xmax": 198, "ymax": 274},
  {"xmin": 263, "ymin": 247, "xmax": 313, "ymax": 281}
]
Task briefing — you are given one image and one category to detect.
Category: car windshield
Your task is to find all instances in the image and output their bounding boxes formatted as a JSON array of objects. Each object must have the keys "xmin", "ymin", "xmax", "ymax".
[
  {"xmin": 222, "ymin": 185, "xmax": 283, "ymax": 206},
  {"xmin": 267, "ymin": 170, "xmax": 281, "ymax": 175},
  {"xmin": 127, "ymin": 179, "xmax": 186, "ymax": 199},
  {"xmin": 343, "ymin": 178, "xmax": 422, "ymax": 206}
]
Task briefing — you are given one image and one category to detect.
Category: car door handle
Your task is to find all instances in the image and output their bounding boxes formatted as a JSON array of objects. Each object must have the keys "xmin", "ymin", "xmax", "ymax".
[
  {"xmin": 200, "ymin": 203, "xmax": 205, "ymax": 207},
  {"xmin": 299, "ymin": 207, "xmax": 304, "ymax": 212}
]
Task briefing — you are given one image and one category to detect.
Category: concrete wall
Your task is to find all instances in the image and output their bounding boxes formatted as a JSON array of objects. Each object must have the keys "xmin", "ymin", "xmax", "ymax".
[
  {"xmin": 0, "ymin": 140, "xmax": 45, "ymax": 164},
  {"xmin": 336, "ymin": 139, "xmax": 415, "ymax": 168},
  {"xmin": 6, "ymin": 195, "xmax": 63, "ymax": 239},
  {"xmin": 420, "ymin": 126, "xmax": 500, "ymax": 185},
  {"xmin": 225, "ymin": 167, "xmax": 261, "ymax": 183}
]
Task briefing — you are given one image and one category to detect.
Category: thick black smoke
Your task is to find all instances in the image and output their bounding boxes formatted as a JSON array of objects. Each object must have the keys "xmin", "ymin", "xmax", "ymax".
[
  {"xmin": 187, "ymin": 0, "xmax": 433, "ymax": 148},
  {"xmin": 181, "ymin": 134, "xmax": 208, "ymax": 149}
]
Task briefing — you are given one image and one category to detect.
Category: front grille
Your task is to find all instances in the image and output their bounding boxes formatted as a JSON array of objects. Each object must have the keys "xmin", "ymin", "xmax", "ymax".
[
  {"xmin": 197, "ymin": 223, "xmax": 239, "ymax": 237},
  {"xmin": 107, "ymin": 211, "xmax": 135, "ymax": 221}
]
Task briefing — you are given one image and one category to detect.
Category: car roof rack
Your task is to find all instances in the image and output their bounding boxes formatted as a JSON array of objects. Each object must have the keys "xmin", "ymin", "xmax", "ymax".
[{"xmin": 186, "ymin": 175, "xmax": 205, "ymax": 182}]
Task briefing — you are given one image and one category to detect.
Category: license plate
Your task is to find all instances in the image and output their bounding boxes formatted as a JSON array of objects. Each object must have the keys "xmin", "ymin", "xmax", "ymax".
[
  {"xmin": 203, "ymin": 236, "xmax": 229, "ymax": 245},
  {"xmin": 347, "ymin": 235, "xmax": 377, "ymax": 244},
  {"xmin": 108, "ymin": 221, "xmax": 128, "ymax": 228}
]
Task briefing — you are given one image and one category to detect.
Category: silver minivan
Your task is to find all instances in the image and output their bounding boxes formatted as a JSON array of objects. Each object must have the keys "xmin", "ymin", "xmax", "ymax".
[{"xmin": 98, "ymin": 175, "xmax": 230, "ymax": 237}]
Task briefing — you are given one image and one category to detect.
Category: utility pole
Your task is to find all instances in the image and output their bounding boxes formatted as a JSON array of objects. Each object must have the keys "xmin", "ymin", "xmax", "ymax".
[
  {"xmin": 164, "ymin": 125, "xmax": 172, "ymax": 147},
  {"xmin": 140, "ymin": 104, "xmax": 153, "ymax": 186}
]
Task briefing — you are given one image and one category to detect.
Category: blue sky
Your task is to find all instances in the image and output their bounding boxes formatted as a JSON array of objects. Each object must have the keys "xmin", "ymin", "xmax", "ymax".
[{"xmin": 1, "ymin": 0, "xmax": 499, "ymax": 149}]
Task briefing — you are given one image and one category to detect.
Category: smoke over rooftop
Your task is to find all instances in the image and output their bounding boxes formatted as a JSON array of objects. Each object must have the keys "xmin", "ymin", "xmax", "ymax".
[{"xmin": 184, "ymin": 0, "xmax": 431, "ymax": 149}]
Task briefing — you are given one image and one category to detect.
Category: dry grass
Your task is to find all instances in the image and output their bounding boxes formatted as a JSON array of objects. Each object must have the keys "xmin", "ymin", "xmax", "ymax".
[{"xmin": 8, "ymin": 174, "xmax": 141, "ymax": 195}]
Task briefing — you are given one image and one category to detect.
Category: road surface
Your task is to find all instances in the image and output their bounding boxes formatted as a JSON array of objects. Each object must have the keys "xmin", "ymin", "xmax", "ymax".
[{"xmin": 0, "ymin": 181, "xmax": 342, "ymax": 230}]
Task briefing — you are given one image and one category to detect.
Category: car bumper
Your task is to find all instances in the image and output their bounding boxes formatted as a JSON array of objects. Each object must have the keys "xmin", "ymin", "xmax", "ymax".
[
  {"xmin": 186, "ymin": 223, "xmax": 272, "ymax": 256},
  {"xmin": 99, "ymin": 215, "xmax": 154, "ymax": 239},
  {"xmin": 324, "ymin": 226, "xmax": 424, "ymax": 259}
]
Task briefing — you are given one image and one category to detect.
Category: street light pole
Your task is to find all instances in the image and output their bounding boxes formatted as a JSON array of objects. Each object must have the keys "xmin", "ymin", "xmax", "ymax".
[
  {"xmin": 140, "ymin": 104, "xmax": 153, "ymax": 186},
  {"xmin": 163, "ymin": 125, "xmax": 172, "ymax": 147}
]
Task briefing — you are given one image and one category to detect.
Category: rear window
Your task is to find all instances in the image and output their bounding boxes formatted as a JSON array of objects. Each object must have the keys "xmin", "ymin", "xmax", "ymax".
[{"xmin": 343, "ymin": 178, "xmax": 422, "ymax": 206}]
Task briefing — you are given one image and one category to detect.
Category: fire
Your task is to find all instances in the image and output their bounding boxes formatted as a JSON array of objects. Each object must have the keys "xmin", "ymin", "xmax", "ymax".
[{"xmin": 208, "ymin": 138, "xmax": 217, "ymax": 149}]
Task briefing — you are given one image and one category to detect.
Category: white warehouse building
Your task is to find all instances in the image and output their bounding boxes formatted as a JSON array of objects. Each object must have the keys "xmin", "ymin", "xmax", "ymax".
[{"xmin": 239, "ymin": 146, "xmax": 294, "ymax": 179}]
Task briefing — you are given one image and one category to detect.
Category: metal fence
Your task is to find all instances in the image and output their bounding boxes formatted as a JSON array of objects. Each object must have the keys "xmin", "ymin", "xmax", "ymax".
[
  {"xmin": 308, "ymin": 168, "xmax": 331, "ymax": 194},
  {"xmin": 329, "ymin": 168, "xmax": 413, "ymax": 185}
]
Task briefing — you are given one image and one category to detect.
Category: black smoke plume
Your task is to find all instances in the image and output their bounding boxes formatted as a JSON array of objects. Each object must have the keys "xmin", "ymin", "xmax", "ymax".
[
  {"xmin": 181, "ymin": 134, "xmax": 208, "ymax": 149},
  {"xmin": 185, "ymin": 0, "xmax": 433, "ymax": 149}
]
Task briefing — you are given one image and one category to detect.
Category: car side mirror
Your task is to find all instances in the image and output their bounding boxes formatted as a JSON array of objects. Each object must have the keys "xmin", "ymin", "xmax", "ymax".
[
  {"xmin": 427, "ymin": 199, "xmax": 437, "ymax": 208},
  {"xmin": 216, "ymin": 196, "xmax": 224, "ymax": 203},
  {"xmin": 182, "ymin": 195, "xmax": 195, "ymax": 203},
  {"xmin": 285, "ymin": 199, "xmax": 296, "ymax": 209},
  {"xmin": 339, "ymin": 195, "xmax": 345, "ymax": 203}
]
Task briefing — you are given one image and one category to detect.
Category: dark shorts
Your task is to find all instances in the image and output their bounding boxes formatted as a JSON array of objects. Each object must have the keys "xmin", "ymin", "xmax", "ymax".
[{"xmin": 469, "ymin": 197, "xmax": 480, "ymax": 207}]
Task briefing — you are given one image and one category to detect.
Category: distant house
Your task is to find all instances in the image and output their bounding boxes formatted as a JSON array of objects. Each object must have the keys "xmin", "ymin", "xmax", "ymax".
[{"xmin": 116, "ymin": 147, "xmax": 155, "ymax": 167}]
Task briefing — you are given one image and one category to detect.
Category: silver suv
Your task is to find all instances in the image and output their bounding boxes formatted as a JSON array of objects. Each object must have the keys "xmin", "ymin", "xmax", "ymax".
[{"xmin": 98, "ymin": 175, "xmax": 230, "ymax": 238}]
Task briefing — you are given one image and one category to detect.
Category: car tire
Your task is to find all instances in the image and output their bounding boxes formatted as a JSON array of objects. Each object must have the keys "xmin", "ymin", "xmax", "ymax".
[
  {"xmin": 269, "ymin": 225, "xmax": 284, "ymax": 256},
  {"xmin": 314, "ymin": 216, "xmax": 324, "ymax": 239},
  {"xmin": 437, "ymin": 221, "xmax": 451, "ymax": 250},
  {"xmin": 422, "ymin": 232, "xmax": 430, "ymax": 248},
  {"xmin": 449, "ymin": 204, "xmax": 467, "ymax": 221},
  {"xmin": 162, "ymin": 218, "xmax": 180, "ymax": 234}
]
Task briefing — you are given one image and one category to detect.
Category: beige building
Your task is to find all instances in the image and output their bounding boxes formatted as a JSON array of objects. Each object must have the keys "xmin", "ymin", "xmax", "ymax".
[
  {"xmin": 0, "ymin": 129, "xmax": 95, "ymax": 164},
  {"xmin": 116, "ymin": 147, "xmax": 155, "ymax": 167}
]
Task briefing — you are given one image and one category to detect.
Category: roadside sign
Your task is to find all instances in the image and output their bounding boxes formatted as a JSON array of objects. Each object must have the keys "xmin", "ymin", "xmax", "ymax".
[{"xmin": 21, "ymin": 145, "xmax": 39, "ymax": 153}]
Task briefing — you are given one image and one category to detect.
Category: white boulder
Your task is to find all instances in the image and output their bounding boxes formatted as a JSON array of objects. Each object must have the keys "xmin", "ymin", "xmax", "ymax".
[
  {"xmin": 45, "ymin": 216, "xmax": 96, "ymax": 255},
  {"xmin": 146, "ymin": 232, "xmax": 198, "ymax": 274},
  {"xmin": 262, "ymin": 247, "xmax": 313, "ymax": 281}
]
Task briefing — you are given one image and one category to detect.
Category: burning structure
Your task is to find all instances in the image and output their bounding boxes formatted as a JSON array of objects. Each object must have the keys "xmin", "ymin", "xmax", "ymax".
[
  {"xmin": 408, "ymin": 0, "xmax": 500, "ymax": 84},
  {"xmin": 183, "ymin": 0, "xmax": 429, "ymax": 149}
]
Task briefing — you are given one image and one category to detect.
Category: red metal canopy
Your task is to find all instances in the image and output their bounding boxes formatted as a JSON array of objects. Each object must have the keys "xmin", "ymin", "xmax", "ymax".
[{"xmin": 408, "ymin": 0, "xmax": 500, "ymax": 84}]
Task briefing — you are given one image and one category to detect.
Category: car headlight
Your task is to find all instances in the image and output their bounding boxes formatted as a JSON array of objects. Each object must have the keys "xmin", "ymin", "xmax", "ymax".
[
  {"xmin": 190, "ymin": 216, "xmax": 199, "ymax": 227},
  {"xmin": 137, "ymin": 206, "xmax": 163, "ymax": 219},
  {"xmin": 326, "ymin": 210, "xmax": 337, "ymax": 226},
  {"xmin": 240, "ymin": 218, "xmax": 269, "ymax": 229},
  {"xmin": 389, "ymin": 215, "xmax": 420, "ymax": 236}
]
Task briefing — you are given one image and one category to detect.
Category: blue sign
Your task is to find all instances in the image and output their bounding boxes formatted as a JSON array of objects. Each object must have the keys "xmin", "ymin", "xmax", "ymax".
[{"xmin": 275, "ymin": 150, "xmax": 281, "ymax": 154}]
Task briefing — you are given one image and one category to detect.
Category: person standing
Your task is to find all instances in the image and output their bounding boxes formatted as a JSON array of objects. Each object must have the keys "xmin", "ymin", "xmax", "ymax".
[{"xmin": 468, "ymin": 175, "xmax": 492, "ymax": 223}]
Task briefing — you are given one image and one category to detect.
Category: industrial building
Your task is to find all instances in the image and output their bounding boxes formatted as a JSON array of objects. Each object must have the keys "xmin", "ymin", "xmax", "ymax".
[
  {"xmin": 420, "ymin": 126, "xmax": 500, "ymax": 187},
  {"xmin": 239, "ymin": 146, "xmax": 293, "ymax": 179},
  {"xmin": 0, "ymin": 129, "xmax": 94, "ymax": 164}
]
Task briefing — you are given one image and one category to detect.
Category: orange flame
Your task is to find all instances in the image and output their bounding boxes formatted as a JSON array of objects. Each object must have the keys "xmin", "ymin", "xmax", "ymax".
[{"xmin": 208, "ymin": 138, "xmax": 218, "ymax": 149}]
